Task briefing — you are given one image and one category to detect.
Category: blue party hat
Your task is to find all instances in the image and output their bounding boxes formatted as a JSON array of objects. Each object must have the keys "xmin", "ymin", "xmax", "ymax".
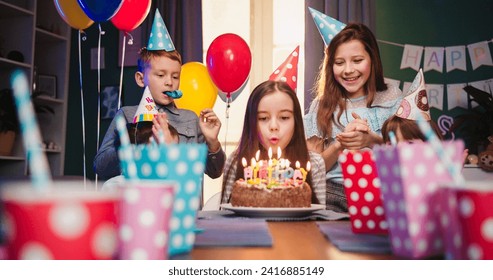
[
  {"xmin": 147, "ymin": 9, "xmax": 175, "ymax": 51},
  {"xmin": 308, "ymin": 7, "xmax": 346, "ymax": 46}
]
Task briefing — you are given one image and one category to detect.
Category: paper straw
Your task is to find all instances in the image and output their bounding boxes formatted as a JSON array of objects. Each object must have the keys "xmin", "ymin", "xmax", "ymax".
[
  {"xmin": 388, "ymin": 131, "xmax": 397, "ymax": 146},
  {"xmin": 415, "ymin": 113, "xmax": 465, "ymax": 186},
  {"xmin": 11, "ymin": 70, "xmax": 52, "ymax": 191},
  {"xmin": 115, "ymin": 114, "xmax": 138, "ymax": 181}
]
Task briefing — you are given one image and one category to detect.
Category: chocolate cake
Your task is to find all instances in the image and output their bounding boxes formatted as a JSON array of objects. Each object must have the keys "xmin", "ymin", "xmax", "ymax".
[{"xmin": 230, "ymin": 179, "xmax": 311, "ymax": 208}]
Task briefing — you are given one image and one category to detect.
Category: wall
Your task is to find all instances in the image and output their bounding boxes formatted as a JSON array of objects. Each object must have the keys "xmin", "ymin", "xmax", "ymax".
[{"xmin": 376, "ymin": 0, "xmax": 493, "ymax": 153}]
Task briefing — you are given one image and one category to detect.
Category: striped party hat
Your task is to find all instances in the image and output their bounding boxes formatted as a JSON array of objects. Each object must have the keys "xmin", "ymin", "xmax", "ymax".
[{"xmin": 133, "ymin": 87, "xmax": 158, "ymax": 123}]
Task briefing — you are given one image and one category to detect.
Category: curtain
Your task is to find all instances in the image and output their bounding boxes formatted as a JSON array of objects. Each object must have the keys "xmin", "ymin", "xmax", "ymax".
[
  {"xmin": 143, "ymin": 0, "xmax": 203, "ymax": 64},
  {"xmin": 304, "ymin": 0, "xmax": 376, "ymax": 112}
]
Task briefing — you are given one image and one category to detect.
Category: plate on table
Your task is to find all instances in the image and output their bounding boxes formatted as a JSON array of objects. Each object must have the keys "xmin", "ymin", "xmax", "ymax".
[{"xmin": 220, "ymin": 203, "xmax": 325, "ymax": 218}]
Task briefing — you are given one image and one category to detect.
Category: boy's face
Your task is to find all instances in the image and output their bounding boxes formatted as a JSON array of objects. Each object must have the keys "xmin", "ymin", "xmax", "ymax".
[{"xmin": 137, "ymin": 55, "xmax": 181, "ymax": 106}]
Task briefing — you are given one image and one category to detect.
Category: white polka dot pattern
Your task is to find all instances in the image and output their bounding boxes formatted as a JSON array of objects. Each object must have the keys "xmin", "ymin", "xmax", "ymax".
[
  {"xmin": 440, "ymin": 188, "xmax": 493, "ymax": 259},
  {"xmin": 119, "ymin": 144, "xmax": 208, "ymax": 256},
  {"xmin": 118, "ymin": 184, "xmax": 175, "ymax": 260},
  {"xmin": 268, "ymin": 46, "xmax": 300, "ymax": 92},
  {"xmin": 373, "ymin": 141, "xmax": 464, "ymax": 259},
  {"xmin": 3, "ymin": 195, "xmax": 118, "ymax": 259},
  {"xmin": 338, "ymin": 150, "xmax": 388, "ymax": 235}
]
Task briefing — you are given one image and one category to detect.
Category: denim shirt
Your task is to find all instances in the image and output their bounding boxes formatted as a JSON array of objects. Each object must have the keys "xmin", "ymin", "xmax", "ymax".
[
  {"xmin": 303, "ymin": 84, "xmax": 403, "ymax": 183},
  {"xmin": 94, "ymin": 102, "xmax": 225, "ymax": 180}
]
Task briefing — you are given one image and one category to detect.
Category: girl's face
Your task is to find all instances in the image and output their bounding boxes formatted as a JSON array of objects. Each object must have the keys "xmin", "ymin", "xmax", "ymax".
[
  {"xmin": 333, "ymin": 39, "xmax": 371, "ymax": 98},
  {"xmin": 257, "ymin": 90, "xmax": 295, "ymax": 155},
  {"xmin": 141, "ymin": 55, "xmax": 181, "ymax": 106}
]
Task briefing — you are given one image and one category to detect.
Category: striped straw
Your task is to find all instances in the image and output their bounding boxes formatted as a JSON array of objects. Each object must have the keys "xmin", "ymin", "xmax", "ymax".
[
  {"xmin": 11, "ymin": 70, "xmax": 52, "ymax": 191},
  {"xmin": 115, "ymin": 114, "xmax": 138, "ymax": 181},
  {"xmin": 388, "ymin": 131, "xmax": 397, "ymax": 146},
  {"xmin": 415, "ymin": 113, "xmax": 465, "ymax": 186}
]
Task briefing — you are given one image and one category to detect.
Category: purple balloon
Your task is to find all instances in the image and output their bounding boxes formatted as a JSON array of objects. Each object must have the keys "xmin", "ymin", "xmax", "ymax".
[{"xmin": 77, "ymin": 0, "xmax": 123, "ymax": 22}]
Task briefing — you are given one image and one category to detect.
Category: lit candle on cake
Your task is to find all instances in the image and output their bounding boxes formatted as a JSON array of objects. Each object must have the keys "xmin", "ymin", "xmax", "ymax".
[
  {"xmin": 252, "ymin": 158, "xmax": 259, "ymax": 180},
  {"xmin": 258, "ymin": 160, "xmax": 268, "ymax": 179},
  {"xmin": 242, "ymin": 157, "xmax": 252, "ymax": 180},
  {"xmin": 293, "ymin": 161, "xmax": 303, "ymax": 185},
  {"xmin": 300, "ymin": 161, "xmax": 310, "ymax": 182}
]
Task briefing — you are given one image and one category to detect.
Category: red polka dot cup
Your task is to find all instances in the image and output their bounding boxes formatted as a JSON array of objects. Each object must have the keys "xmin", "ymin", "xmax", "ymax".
[
  {"xmin": 339, "ymin": 150, "xmax": 388, "ymax": 235},
  {"xmin": 1, "ymin": 181, "xmax": 119, "ymax": 260},
  {"xmin": 118, "ymin": 181, "xmax": 176, "ymax": 260},
  {"xmin": 438, "ymin": 181, "xmax": 493, "ymax": 260}
]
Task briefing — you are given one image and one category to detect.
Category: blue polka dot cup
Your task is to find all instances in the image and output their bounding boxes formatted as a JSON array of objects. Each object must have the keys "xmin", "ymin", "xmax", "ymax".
[
  {"xmin": 120, "ymin": 144, "xmax": 208, "ymax": 256},
  {"xmin": 1, "ymin": 181, "xmax": 119, "ymax": 259}
]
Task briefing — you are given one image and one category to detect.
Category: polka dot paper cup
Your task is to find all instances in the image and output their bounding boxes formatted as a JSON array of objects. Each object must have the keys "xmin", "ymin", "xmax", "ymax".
[
  {"xmin": 1, "ymin": 181, "xmax": 119, "ymax": 260},
  {"xmin": 119, "ymin": 143, "xmax": 208, "ymax": 256},
  {"xmin": 338, "ymin": 150, "xmax": 388, "ymax": 235},
  {"xmin": 373, "ymin": 141, "xmax": 464, "ymax": 259},
  {"xmin": 118, "ymin": 181, "xmax": 176, "ymax": 260},
  {"xmin": 438, "ymin": 181, "xmax": 493, "ymax": 260}
]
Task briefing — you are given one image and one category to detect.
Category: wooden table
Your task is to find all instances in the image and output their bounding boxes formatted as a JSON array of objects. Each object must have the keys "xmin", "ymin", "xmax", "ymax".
[{"xmin": 190, "ymin": 221, "xmax": 395, "ymax": 260}]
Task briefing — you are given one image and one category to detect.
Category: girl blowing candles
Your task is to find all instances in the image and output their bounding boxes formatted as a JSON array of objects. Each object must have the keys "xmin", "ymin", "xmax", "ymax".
[
  {"xmin": 220, "ymin": 80, "xmax": 326, "ymax": 206},
  {"xmin": 304, "ymin": 23, "xmax": 403, "ymax": 212}
]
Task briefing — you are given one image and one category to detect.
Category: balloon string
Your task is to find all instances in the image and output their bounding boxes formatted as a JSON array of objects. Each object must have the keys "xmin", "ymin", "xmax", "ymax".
[
  {"xmin": 224, "ymin": 96, "xmax": 232, "ymax": 156},
  {"xmin": 118, "ymin": 34, "xmax": 126, "ymax": 109},
  {"xmin": 78, "ymin": 30, "xmax": 87, "ymax": 190},
  {"xmin": 95, "ymin": 23, "xmax": 105, "ymax": 189}
]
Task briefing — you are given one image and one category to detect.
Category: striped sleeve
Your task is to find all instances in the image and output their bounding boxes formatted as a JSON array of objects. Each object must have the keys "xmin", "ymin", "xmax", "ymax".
[{"xmin": 309, "ymin": 151, "xmax": 327, "ymax": 206}]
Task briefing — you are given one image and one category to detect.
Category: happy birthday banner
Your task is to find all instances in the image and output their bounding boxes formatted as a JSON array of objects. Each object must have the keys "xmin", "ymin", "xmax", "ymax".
[
  {"xmin": 378, "ymin": 37, "xmax": 493, "ymax": 111},
  {"xmin": 384, "ymin": 77, "xmax": 493, "ymax": 111},
  {"xmin": 378, "ymin": 39, "xmax": 493, "ymax": 72}
]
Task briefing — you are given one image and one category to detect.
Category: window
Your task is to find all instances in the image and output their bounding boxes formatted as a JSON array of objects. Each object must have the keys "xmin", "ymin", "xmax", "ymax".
[{"xmin": 202, "ymin": 0, "xmax": 304, "ymax": 204}]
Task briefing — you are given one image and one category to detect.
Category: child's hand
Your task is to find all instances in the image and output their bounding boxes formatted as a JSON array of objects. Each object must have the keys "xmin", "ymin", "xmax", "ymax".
[
  {"xmin": 345, "ymin": 112, "xmax": 370, "ymax": 133},
  {"xmin": 152, "ymin": 113, "xmax": 174, "ymax": 144},
  {"xmin": 199, "ymin": 108, "xmax": 221, "ymax": 153}
]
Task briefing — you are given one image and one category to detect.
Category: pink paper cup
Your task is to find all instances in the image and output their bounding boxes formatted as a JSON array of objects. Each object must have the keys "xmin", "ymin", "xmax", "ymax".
[
  {"xmin": 438, "ymin": 181, "xmax": 493, "ymax": 260},
  {"xmin": 118, "ymin": 180, "xmax": 176, "ymax": 260},
  {"xmin": 1, "ymin": 181, "xmax": 119, "ymax": 260}
]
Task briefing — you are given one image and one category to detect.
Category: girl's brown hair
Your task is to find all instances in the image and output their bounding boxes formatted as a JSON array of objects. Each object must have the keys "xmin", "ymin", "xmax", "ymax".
[
  {"xmin": 221, "ymin": 80, "xmax": 319, "ymax": 203},
  {"xmin": 381, "ymin": 115, "xmax": 443, "ymax": 143}
]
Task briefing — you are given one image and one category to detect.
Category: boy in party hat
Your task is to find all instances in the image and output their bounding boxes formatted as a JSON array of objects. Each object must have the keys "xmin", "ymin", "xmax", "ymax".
[
  {"xmin": 95, "ymin": 9, "xmax": 225, "ymax": 180},
  {"xmin": 381, "ymin": 69, "xmax": 442, "ymax": 143}
]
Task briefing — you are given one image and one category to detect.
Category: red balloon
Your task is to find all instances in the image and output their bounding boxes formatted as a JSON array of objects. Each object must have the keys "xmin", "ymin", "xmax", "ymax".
[
  {"xmin": 110, "ymin": 0, "xmax": 151, "ymax": 33},
  {"xmin": 206, "ymin": 33, "xmax": 252, "ymax": 94}
]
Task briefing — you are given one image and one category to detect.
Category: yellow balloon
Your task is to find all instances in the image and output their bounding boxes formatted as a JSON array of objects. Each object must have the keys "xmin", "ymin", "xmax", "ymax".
[
  {"xmin": 176, "ymin": 62, "xmax": 218, "ymax": 116},
  {"xmin": 54, "ymin": 0, "xmax": 94, "ymax": 30}
]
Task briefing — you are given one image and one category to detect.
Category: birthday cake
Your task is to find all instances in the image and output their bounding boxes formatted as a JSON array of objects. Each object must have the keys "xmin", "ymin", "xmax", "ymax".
[
  {"xmin": 230, "ymin": 148, "xmax": 312, "ymax": 208},
  {"xmin": 230, "ymin": 179, "xmax": 311, "ymax": 208}
]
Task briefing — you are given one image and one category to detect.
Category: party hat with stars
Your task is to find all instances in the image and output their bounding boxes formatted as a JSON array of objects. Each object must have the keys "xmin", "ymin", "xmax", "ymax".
[
  {"xmin": 269, "ymin": 46, "xmax": 299, "ymax": 92},
  {"xmin": 133, "ymin": 87, "xmax": 159, "ymax": 123},
  {"xmin": 395, "ymin": 69, "xmax": 431, "ymax": 121},
  {"xmin": 147, "ymin": 9, "xmax": 175, "ymax": 51},
  {"xmin": 308, "ymin": 7, "xmax": 346, "ymax": 46}
]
